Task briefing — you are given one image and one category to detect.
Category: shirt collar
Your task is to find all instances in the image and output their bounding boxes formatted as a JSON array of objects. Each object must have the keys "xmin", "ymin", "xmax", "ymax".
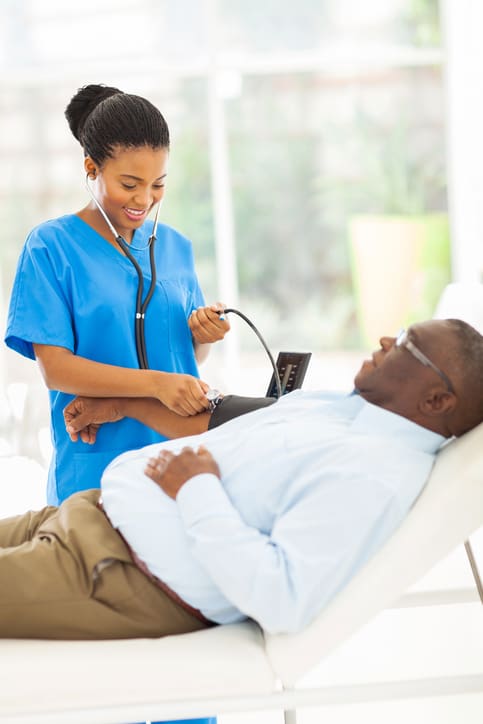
[{"xmin": 350, "ymin": 398, "xmax": 446, "ymax": 454}]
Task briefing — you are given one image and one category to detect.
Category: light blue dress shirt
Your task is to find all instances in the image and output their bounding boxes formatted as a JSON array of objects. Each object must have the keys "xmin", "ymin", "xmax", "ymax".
[{"xmin": 102, "ymin": 390, "xmax": 444, "ymax": 634}]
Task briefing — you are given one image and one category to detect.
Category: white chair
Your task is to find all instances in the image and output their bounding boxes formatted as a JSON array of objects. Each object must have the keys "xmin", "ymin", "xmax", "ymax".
[
  {"xmin": 433, "ymin": 282, "xmax": 483, "ymax": 333},
  {"xmin": 0, "ymin": 420, "xmax": 482, "ymax": 724}
]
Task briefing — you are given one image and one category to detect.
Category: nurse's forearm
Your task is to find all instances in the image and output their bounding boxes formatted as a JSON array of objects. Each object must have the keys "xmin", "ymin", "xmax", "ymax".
[
  {"xmin": 33, "ymin": 344, "xmax": 200, "ymax": 401},
  {"xmin": 194, "ymin": 341, "xmax": 211, "ymax": 364}
]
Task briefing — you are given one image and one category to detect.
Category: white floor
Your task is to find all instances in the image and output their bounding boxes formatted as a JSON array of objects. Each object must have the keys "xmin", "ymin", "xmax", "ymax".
[{"xmin": 1, "ymin": 348, "xmax": 482, "ymax": 724}]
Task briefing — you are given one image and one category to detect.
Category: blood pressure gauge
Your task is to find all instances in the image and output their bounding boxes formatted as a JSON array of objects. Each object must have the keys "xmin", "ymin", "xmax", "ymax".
[{"xmin": 206, "ymin": 388, "xmax": 223, "ymax": 413}]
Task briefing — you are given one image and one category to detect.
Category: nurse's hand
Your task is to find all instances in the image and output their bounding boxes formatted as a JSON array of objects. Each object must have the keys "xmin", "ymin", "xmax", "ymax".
[
  {"xmin": 156, "ymin": 373, "xmax": 211, "ymax": 416},
  {"xmin": 189, "ymin": 302, "xmax": 230, "ymax": 344},
  {"xmin": 64, "ymin": 397, "xmax": 123, "ymax": 444}
]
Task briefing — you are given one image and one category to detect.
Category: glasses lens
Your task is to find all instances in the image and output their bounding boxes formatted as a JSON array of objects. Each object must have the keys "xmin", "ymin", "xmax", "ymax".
[{"xmin": 396, "ymin": 329, "xmax": 406, "ymax": 346}]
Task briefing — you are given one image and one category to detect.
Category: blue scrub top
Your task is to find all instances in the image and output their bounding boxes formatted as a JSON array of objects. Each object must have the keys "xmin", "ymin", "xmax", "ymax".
[{"xmin": 5, "ymin": 214, "xmax": 205, "ymax": 504}]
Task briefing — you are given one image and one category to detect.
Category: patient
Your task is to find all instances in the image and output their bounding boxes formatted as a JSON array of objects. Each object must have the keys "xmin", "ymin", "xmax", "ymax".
[{"xmin": 0, "ymin": 319, "xmax": 482, "ymax": 640}]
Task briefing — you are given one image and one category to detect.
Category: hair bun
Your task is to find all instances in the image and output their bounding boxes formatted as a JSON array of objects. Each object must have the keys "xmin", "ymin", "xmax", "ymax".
[{"xmin": 65, "ymin": 83, "xmax": 122, "ymax": 141}]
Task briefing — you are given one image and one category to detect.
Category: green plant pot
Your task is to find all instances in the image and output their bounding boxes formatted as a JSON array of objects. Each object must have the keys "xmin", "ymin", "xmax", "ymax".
[{"xmin": 349, "ymin": 213, "xmax": 451, "ymax": 347}]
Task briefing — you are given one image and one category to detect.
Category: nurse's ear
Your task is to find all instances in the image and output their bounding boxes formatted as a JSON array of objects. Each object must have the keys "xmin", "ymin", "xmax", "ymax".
[{"xmin": 84, "ymin": 157, "xmax": 98, "ymax": 180}]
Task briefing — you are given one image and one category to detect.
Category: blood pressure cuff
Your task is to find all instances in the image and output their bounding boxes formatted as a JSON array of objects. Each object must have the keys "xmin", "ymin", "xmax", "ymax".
[{"xmin": 208, "ymin": 394, "xmax": 277, "ymax": 430}]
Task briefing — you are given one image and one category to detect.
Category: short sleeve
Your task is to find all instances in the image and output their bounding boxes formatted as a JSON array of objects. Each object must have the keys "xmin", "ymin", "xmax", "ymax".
[
  {"xmin": 5, "ymin": 231, "xmax": 75, "ymax": 360},
  {"xmin": 189, "ymin": 275, "xmax": 205, "ymax": 313}
]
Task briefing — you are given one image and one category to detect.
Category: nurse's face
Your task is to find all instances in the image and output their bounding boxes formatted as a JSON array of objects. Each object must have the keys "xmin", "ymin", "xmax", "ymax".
[{"xmin": 85, "ymin": 145, "xmax": 169, "ymax": 241}]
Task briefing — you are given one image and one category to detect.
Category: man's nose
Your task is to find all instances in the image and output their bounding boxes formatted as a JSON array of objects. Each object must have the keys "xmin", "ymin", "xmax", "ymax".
[{"xmin": 379, "ymin": 335, "xmax": 396, "ymax": 351}]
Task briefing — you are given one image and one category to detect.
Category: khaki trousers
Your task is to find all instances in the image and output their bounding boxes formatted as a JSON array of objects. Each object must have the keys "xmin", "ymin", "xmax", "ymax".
[{"xmin": 0, "ymin": 489, "xmax": 211, "ymax": 640}]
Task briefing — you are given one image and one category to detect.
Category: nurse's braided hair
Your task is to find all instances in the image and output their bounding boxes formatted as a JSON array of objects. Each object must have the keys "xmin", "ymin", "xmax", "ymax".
[{"xmin": 65, "ymin": 83, "xmax": 170, "ymax": 165}]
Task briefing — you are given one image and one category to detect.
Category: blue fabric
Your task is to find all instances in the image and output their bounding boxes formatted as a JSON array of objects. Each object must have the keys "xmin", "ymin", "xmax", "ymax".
[
  {"xmin": 135, "ymin": 714, "xmax": 218, "ymax": 721},
  {"xmin": 5, "ymin": 215, "xmax": 205, "ymax": 504},
  {"xmin": 152, "ymin": 720, "xmax": 217, "ymax": 723}
]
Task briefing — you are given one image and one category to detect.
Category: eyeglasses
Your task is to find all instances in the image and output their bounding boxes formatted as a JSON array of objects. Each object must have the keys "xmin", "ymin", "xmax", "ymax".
[{"xmin": 395, "ymin": 329, "xmax": 454, "ymax": 394}]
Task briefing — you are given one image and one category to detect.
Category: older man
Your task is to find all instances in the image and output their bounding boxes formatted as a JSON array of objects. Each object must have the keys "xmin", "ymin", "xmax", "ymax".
[{"xmin": 0, "ymin": 319, "xmax": 482, "ymax": 640}]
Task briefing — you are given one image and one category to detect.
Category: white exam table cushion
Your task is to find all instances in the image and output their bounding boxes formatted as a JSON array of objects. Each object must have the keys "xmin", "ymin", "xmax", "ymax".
[{"xmin": 0, "ymin": 622, "xmax": 273, "ymax": 720}]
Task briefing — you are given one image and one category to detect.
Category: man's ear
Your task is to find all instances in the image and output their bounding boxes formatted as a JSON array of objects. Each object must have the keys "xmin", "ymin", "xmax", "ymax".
[
  {"xmin": 419, "ymin": 387, "xmax": 457, "ymax": 417},
  {"xmin": 84, "ymin": 157, "xmax": 98, "ymax": 179}
]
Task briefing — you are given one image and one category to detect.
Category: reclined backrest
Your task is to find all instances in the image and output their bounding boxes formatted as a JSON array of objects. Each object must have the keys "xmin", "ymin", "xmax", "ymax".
[{"xmin": 265, "ymin": 421, "xmax": 483, "ymax": 686}]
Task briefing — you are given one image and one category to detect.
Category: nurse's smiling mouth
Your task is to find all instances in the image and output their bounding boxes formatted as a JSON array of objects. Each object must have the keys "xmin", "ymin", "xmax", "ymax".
[{"xmin": 123, "ymin": 207, "xmax": 148, "ymax": 221}]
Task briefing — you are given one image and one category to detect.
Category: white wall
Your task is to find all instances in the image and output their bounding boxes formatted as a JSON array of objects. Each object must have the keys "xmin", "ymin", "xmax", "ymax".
[{"xmin": 442, "ymin": 0, "xmax": 483, "ymax": 283}]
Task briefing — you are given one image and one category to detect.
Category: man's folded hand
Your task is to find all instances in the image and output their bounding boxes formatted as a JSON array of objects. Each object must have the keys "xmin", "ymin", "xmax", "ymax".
[
  {"xmin": 145, "ymin": 445, "xmax": 220, "ymax": 499},
  {"xmin": 63, "ymin": 397, "xmax": 124, "ymax": 444}
]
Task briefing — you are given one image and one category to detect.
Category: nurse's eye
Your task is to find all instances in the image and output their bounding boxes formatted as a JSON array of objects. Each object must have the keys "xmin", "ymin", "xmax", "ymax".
[
  {"xmin": 121, "ymin": 183, "xmax": 136, "ymax": 190},
  {"xmin": 152, "ymin": 183, "xmax": 165, "ymax": 189}
]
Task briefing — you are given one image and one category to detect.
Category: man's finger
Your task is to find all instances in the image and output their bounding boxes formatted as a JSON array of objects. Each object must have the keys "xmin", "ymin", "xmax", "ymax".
[
  {"xmin": 80, "ymin": 428, "xmax": 92, "ymax": 444},
  {"xmin": 146, "ymin": 454, "xmax": 169, "ymax": 474},
  {"xmin": 196, "ymin": 445, "xmax": 213, "ymax": 460},
  {"xmin": 181, "ymin": 446, "xmax": 196, "ymax": 455},
  {"xmin": 156, "ymin": 449, "xmax": 175, "ymax": 463},
  {"xmin": 145, "ymin": 461, "xmax": 165, "ymax": 482},
  {"xmin": 65, "ymin": 412, "xmax": 89, "ymax": 434}
]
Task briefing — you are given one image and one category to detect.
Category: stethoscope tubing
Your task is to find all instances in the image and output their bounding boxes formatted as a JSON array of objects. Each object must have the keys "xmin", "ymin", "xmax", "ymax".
[
  {"xmin": 85, "ymin": 176, "xmax": 161, "ymax": 369},
  {"xmin": 84, "ymin": 180, "xmax": 282, "ymax": 392},
  {"xmin": 112, "ymin": 232, "xmax": 157, "ymax": 369}
]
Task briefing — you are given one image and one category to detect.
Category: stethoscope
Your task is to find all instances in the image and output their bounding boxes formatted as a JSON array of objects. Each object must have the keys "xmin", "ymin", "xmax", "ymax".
[
  {"xmin": 85, "ymin": 174, "xmax": 161, "ymax": 369},
  {"xmin": 85, "ymin": 176, "xmax": 285, "ymax": 398}
]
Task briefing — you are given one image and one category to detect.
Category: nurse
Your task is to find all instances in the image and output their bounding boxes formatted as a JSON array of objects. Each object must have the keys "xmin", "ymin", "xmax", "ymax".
[
  {"xmin": 6, "ymin": 83, "xmax": 231, "ymax": 506},
  {"xmin": 6, "ymin": 83, "xmax": 221, "ymax": 724}
]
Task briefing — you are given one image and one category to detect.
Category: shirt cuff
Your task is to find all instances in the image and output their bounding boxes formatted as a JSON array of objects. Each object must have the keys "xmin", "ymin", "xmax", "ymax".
[{"xmin": 176, "ymin": 473, "xmax": 233, "ymax": 527}]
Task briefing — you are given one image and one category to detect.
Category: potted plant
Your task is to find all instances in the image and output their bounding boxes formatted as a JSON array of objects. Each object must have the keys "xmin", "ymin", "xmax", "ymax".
[{"xmin": 347, "ymin": 113, "xmax": 450, "ymax": 346}]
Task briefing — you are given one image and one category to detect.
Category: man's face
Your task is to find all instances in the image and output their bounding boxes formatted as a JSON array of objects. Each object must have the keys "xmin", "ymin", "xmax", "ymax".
[{"xmin": 354, "ymin": 320, "xmax": 456, "ymax": 412}]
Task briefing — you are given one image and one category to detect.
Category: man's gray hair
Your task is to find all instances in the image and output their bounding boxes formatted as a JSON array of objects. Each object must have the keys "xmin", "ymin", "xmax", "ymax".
[{"xmin": 447, "ymin": 318, "xmax": 483, "ymax": 424}]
